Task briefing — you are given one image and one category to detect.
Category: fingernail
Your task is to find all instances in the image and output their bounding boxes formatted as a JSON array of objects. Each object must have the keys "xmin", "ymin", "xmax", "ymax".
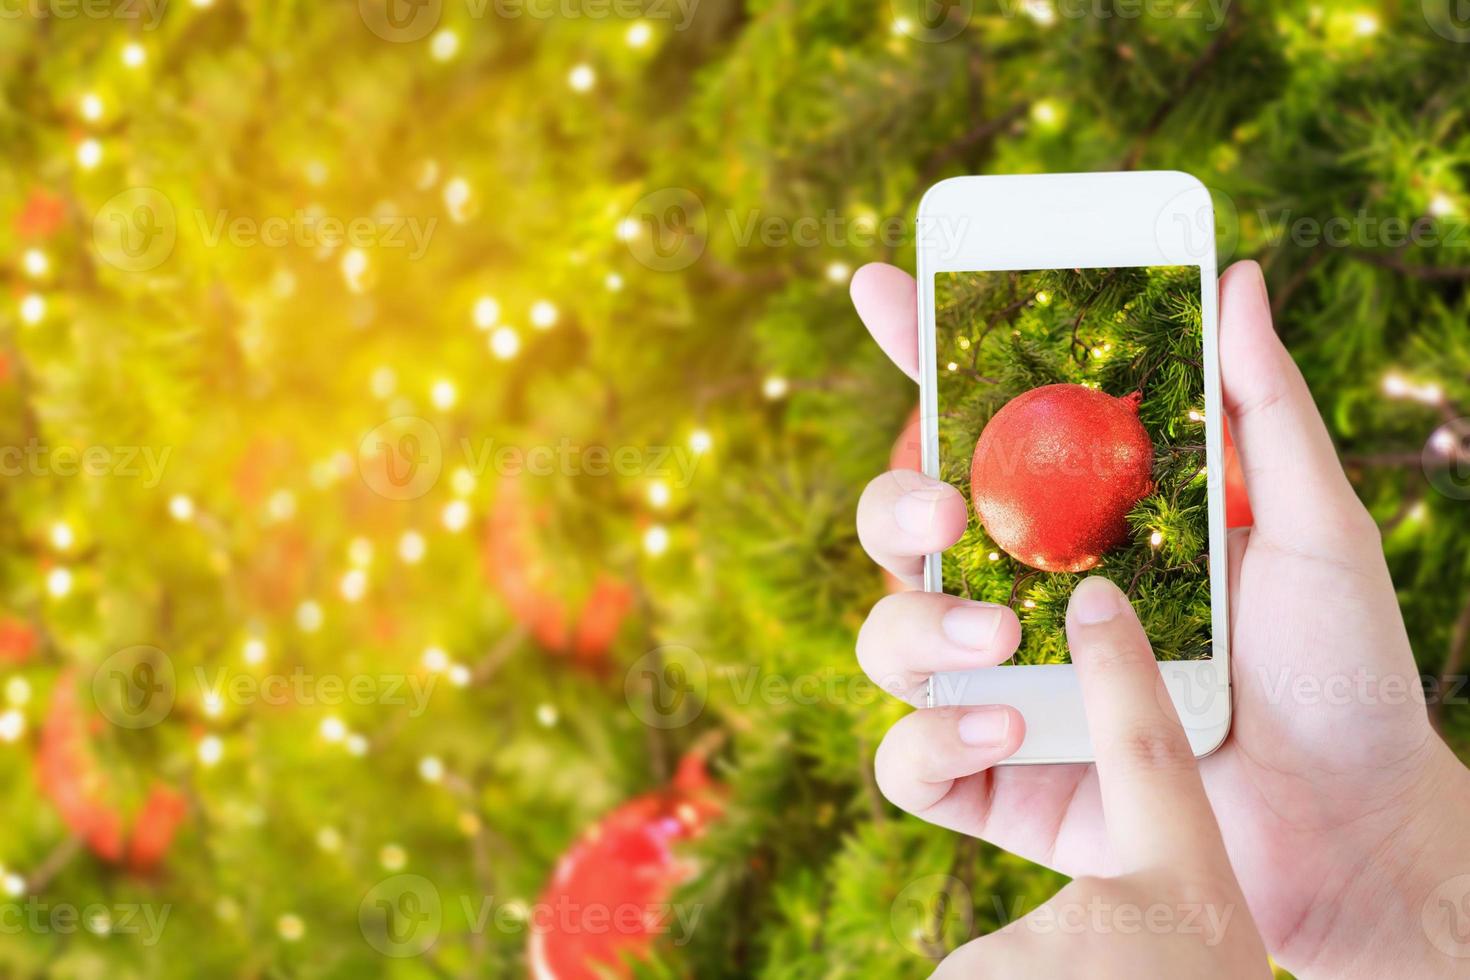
[
  {"xmin": 1069, "ymin": 576, "xmax": 1122, "ymax": 625},
  {"xmin": 941, "ymin": 605, "xmax": 1003, "ymax": 649},
  {"xmin": 894, "ymin": 488, "xmax": 943, "ymax": 535},
  {"xmin": 957, "ymin": 707, "xmax": 1011, "ymax": 747}
]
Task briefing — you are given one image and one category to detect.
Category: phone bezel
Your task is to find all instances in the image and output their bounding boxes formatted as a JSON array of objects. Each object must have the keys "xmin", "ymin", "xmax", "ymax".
[{"xmin": 916, "ymin": 171, "xmax": 1231, "ymax": 764}]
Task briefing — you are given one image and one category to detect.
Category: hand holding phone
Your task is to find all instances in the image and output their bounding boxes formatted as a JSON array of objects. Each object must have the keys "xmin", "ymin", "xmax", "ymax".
[{"xmin": 852, "ymin": 248, "xmax": 1470, "ymax": 977}]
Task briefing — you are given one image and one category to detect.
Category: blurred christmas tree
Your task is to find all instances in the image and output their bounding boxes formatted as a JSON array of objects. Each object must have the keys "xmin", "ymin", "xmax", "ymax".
[{"xmin": 0, "ymin": 2, "xmax": 1465, "ymax": 978}]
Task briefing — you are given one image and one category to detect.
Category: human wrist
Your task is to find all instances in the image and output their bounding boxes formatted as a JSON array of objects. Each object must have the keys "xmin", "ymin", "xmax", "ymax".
[{"xmin": 1297, "ymin": 741, "xmax": 1470, "ymax": 979}]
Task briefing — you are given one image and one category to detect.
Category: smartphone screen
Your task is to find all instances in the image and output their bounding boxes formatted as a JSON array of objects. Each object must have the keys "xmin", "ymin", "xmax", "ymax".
[{"xmin": 932, "ymin": 265, "xmax": 1210, "ymax": 665}]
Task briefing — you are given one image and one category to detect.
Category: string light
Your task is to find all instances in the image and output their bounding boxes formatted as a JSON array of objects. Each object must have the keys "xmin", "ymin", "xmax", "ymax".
[
  {"xmin": 379, "ymin": 844, "xmax": 407, "ymax": 871},
  {"xmin": 339, "ymin": 568, "xmax": 368, "ymax": 602},
  {"xmin": 626, "ymin": 21, "xmax": 652, "ymax": 47},
  {"xmin": 418, "ymin": 756, "xmax": 444, "ymax": 783},
  {"xmin": 441, "ymin": 499, "xmax": 471, "ymax": 532},
  {"xmin": 430, "ymin": 29, "xmax": 460, "ymax": 62},
  {"xmin": 1188, "ymin": 409, "xmax": 1205, "ymax": 422},
  {"xmin": 316, "ymin": 827, "xmax": 342, "ymax": 852},
  {"xmin": 19, "ymin": 293, "xmax": 44, "ymax": 325},
  {"xmin": 1022, "ymin": 598, "xmax": 1037, "ymax": 609},
  {"xmin": 76, "ymin": 138, "xmax": 102, "ymax": 169},
  {"xmin": 6, "ymin": 677, "xmax": 31, "ymax": 705},
  {"xmin": 169, "ymin": 494, "xmax": 195, "ymax": 521},
  {"xmin": 431, "ymin": 378, "xmax": 458, "ymax": 409},
  {"xmin": 276, "ymin": 915, "xmax": 304, "ymax": 942},
  {"xmin": 340, "ymin": 248, "xmax": 369, "ymax": 293},
  {"xmin": 0, "ymin": 709, "xmax": 24, "ymax": 743},
  {"xmin": 1022, "ymin": 0, "xmax": 1057, "ymax": 25},
  {"xmin": 1030, "ymin": 100, "xmax": 1063, "ymax": 129},
  {"xmin": 422, "ymin": 646, "xmax": 449, "ymax": 672},
  {"xmin": 370, "ymin": 365, "xmax": 396, "ymax": 399},
  {"xmin": 605, "ymin": 272, "xmax": 624, "ymax": 291},
  {"xmin": 348, "ymin": 537, "xmax": 373, "ymax": 567},
  {"xmin": 536, "ymin": 703, "xmax": 558, "ymax": 727},
  {"xmin": 1150, "ymin": 531, "xmax": 1164, "ymax": 548},
  {"xmin": 615, "ymin": 217, "xmax": 640, "ymax": 241},
  {"xmin": 2, "ymin": 873, "xmax": 23, "ymax": 897},
  {"xmin": 49, "ymin": 521, "xmax": 73, "ymax": 550},
  {"xmin": 295, "ymin": 600, "xmax": 324, "ymax": 632},
  {"xmin": 530, "ymin": 300, "xmax": 558, "ymax": 329},
  {"xmin": 447, "ymin": 663, "xmax": 471, "ymax": 687},
  {"xmin": 121, "ymin": 42, "xmax": 146, "ymax": 67},
  {"xmin": 473, "ymin": 295, "xmax": 500, "ymax": 329},
  {"xmin": 1035, "ymin": 291, "xmax": 1051, "ymax": 306},
  {"xmin": 947, "ymin": 361, "xmax": 959, "ymax": 372},
  {"xmin": 568, "ymin": 64, "xmax": 596, "ymax": 92},
  {"xmin": 1352, "ymin": 11, "xmax": 1380, "ymax": 36},
  {"xmin": 451, "ymin": 467, "xmax": 476, "ymax": 496},
  {"xmin": 197, "ymin": 735, "xmax": 223, "ymax": 767},
  {"xmin": 202, "ymin": 692, "xmax": 224, "ymax": 718},
  {"xmin": 825, "ymin": 261, "xmax": 851, "ymax": 283},
  {"xmin": 647, "ymin": 480, "xmax": 670, "ymax": 508},
  {"xmin": 22, "ymin": 249, "xmax": 48, "ymax": 277},
  {"xmin": 267, "ymin": 489, "xmax": 296, "ymax": 522},
  {"xmin": 891, "ymin": 17, "xmax": 913, "ymax": 36},
  {"xmin": 763, "ymin": 376, "xmax": 789, "ymax": 399},
  {"xmin": 46, "ymin": 568, "xmax": 72, "ymax": 598},
  {"xmin": 243, "ymin": 637, "xmax": 267, "ymax": 666},
  {"xmin": 1382, "ymin": 371, "xmax": 1444, "ymax": 405},
  {"xmin": 320, "ymin": 716, "xmax": 346, "ymax": 742},
  {"xmin": 399, "ymin": 530, "xmax": 427, "ymax": 563},
  {"xmin": 988, "ymin": 551, "xmax": 1000, "ymax": 561},
  {"xmin": 489, "ymin": 326, "xmax": 520, "ymax": 360},
  {"xmin": 689, "ymin": 429, "xmax": 712, "ymax": 453},
  {"xmin": 443, "ymin": 177, "xmax": 472, "ymax": 223},
  {"xmin": 345, "ymin": 733, "xmax": 369, "ymax": 755},
  {"xmin": 643, "ymin": 524, "xmax": 670, "ymax": 556},
  {"xmin": 1429, "ymin": 193, "xmax": 1458, "ymax": 219}
]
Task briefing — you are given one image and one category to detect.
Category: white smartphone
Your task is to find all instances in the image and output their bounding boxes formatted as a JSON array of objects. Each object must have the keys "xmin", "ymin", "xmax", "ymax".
[{"xmin": 916, "ymin": 171, "xmax": 1230, "ymax": 764}]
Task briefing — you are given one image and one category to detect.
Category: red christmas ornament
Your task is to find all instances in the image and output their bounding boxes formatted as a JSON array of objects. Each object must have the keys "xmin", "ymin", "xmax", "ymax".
[
  {"xmin": 970, "ymin": 384, "xmax": 1153, "ymax": 573},
  {"xmin": 35, "ymin": 670, "xmax": 187, "ymax": 871},
  {"xmin": 529, "ymin": 752, "xmax": 724, "ymax": 980},
  {"xmin": 484, "ymin": 476, "xmax": 634, "ymax": 666}
]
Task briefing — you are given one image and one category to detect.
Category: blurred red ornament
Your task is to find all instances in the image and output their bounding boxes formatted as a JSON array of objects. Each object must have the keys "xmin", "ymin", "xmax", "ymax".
[
  {"xmin": 15, "ymin": 188, "xmax": 66, "ymax": 239},
  {"xmin": 0, "ymin": 616, "xmax": 39, "ymax": 664},
  {"xmin": 971, "ymin": 384, "xmax": 1153, "ymax": 573},
  {"xmin": 35, "ymin": 670, "xmax": 186, "ymax": 870},
  {"xmin": 485, "ymin": 477, "xmax": 633, "ymax": 664},
  {"xmin": 529, "ymin": 753, "xmax": 724, "ymax": 980},
  {"xmin": 1224, "ymin": 423, "xmax": 1253, "ymax": 528}
]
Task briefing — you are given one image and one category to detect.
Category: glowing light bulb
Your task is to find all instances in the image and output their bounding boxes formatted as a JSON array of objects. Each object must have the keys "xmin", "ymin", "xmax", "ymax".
[
  {"xmin": 536, "ymin": 703, "xmax": 558, "ymax": 727},
  {"xmin": 370, "ymin": 365, "xmax": 396, "ymax": 399},
  {"xmin": 22, "ymin": 249, "xmax": 48, "ymax": 278},
  {"xmin": 0, "ymin": 709, "xmax": 24, "ymax": 742},
  {"xmin": 296, "ymin": 600, "xmax": 323, "ymax": 632},
  {"xmin": 763, "ymin": 376, "xmax": 789, "ymax": 399},
  {"xmin": 489, "ymin": 326, "xmax": 520, "ymax": 360},
  {"xmin": 319, "ymin": 716, "xmax": 346, "ymax": 742},
  {"xmin": 197, "ymin": 735, "xmax": 223, "ymax": 766},
  {"xmin": 340, "ymin": 248, "xmax": 369, "ymax": 293},
  {"xmin": 422, "ymin": 646, "xmax": 449, "ymax": 672},
  {"xmin": 168, "ymin": 495, "xmax": 195, "ymax": 521},
  {"xmin": 647, "ymin": 480, "xmax": 670, "ymax": 508},
  {"xmin": 46, "ymin": 568, "xmax": 72, "ymax": 598},
  {"xmin": 689, "ymin": 429, "xmax": 712, "ymax": 453},
  {"xmin": 1150, "ymin": 531, "xmax": 1164, "ymax": 548},
  {"xmin": 419, "ymin": 756, "xmax": 444, "ymax": 783},
  {"xmin": 626, "ymin": 21, "xmax": 652, "ymax": 47},
  {"xmin": 431, "ymin": 378, "xmax": 457, "ymax": 410},
  {"xmin": 76, "ymin": 138, "xmax": 102, "ymax": 169},
  {"xmin": 276, "ymin": 915, "xmax": 304, "ymax": 942},
  {"xmin": 443, "ymin": 177, "xmax": 472, "ymax": 223},
  {"xmin": 441, "ymin": 499, "xmax": 471, "ymax": 532},
  {"xmin": 6, "ymin": 677, "xmax": 31, "ymax": 706},
  {"xmin": 202, "ymin": 692, "xmax": 223, "ymax": 718},
  {"xmin": 339, "ymin": 568, "xmax": 367, "ymax": 602},
  {"xmin": 988, "ymin": 551, "xmax": 1000, "ymax": 561},
  {"xmin": 121, "ymin": 43, "xmax": 146, "ymax": 67},
  {"xmin": 79, "ymin": 93, "xmax": 104, "ymax": 121},
  {"xmin": 430, "ymin": 28, "xmax": 460, "ymax": 61},
  {"xmin": 379, "ymin": 843, "xmax": 406, "ymax": 870},
  {"xmin": 825, "ymin": 262, "xmax": 851, "ymax": 283},
  {"xmin": 643, "ymin": 524, "xmax": 670, "ymax": 556},
  {"xmin": 473, "ymin": 295, "xmax": 500, "ymax": 329},
  {"xmin": 605, "ymin": 272, "xmax": 624, "ymax": 291},
  {"xmin": 616, "ymin": 217, "xmax": 640, "ymax": 241},
  {"xmin": 448, "ymin": 663, "xmax": 471, "ymax": 687},
  {"xmin": 530, "ymin": 300, "xmax": 558, "ymax": 329},
  {"xmin": 399, "ymin": 530, "xmax": 427, "ymax": 563},
  {"xmin": 568, "ymin": 64, "xmax": 595, "ymax": 92},
  {"xmin": 450, "ymin": 467, "xmax": 476, "ymax": 496},
  {"xmin": 1352, "ymin": 12, "xmax": 1379, "ymax": 36},
  {"xmin": 49, "ymin": 522, "xmax": 73, "ymax": 550},
  {"xmin": 19, "ymin": 294, "xmax": 45, "ymax": 325}
]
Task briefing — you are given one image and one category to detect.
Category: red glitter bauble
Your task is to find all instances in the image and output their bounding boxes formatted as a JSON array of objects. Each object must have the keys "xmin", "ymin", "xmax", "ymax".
[
  {"xmin": 529, "ymin": 753, "xmax": 723, "ymax": 980},
  {"xmin": 970, "ymin": 384, "xmax": 1153, "ymax": 573}
]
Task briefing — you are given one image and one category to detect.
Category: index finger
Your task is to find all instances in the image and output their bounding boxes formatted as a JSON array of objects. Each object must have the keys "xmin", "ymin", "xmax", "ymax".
[{"xmin": 1065, "ymin": 576, "xmax": 1230, "ymax": 875}]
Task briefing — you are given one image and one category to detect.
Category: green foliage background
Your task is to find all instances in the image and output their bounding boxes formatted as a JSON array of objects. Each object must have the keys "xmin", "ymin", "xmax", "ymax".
[
  {"xmin": 935, "ymin": 266, "xmax": 1211, "ymax": 664},
  {"xmin": 0, "ymin": 2, "xmax": 1465, "ymax": 979}
]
